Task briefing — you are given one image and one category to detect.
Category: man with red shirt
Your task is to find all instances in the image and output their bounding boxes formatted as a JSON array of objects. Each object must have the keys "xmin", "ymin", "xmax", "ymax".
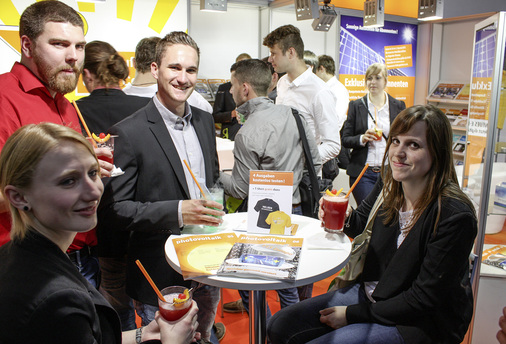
[{"xmin": 0, "ymin": 1, "xmax": 112, "ymax": 287}]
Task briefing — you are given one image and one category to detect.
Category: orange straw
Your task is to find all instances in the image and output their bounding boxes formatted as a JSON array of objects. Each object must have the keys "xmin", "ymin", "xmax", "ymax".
[
  {"xmin": 135, "ymin": 259, "xmax": 166, "ymax": 302},
  {"xmin": 345, "ymin": 163, "xmax": 369, "ymax": 198},
  {"xmin": 183, "ymin": 159, "xmax": 207, "ymax": 199},
  {"xmin": 72, "ymin": 100, "xmax": 97, "ymax": 148}
]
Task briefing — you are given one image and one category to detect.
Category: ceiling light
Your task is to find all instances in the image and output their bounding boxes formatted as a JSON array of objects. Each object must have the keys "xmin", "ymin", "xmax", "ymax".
[
  {"xmin": 312, "ymin": 3, "xmax": 337, "ymax": 32},
  {"xmin": 418, "ymin": 0, "xmax": 444, "ymax": 21},
  {"xmin": 364, "ymin": 0, "xmax": 384, "ymax": 28},
  {"xmin": 295, "ymin": 0, "xmax": 320, "ymax": 20}
]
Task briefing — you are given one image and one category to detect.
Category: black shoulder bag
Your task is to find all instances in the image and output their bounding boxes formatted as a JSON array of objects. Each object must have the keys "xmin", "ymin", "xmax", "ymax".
[{"xmin": 291, "ymin": 109, "xmax": 333, "ymax": 218}]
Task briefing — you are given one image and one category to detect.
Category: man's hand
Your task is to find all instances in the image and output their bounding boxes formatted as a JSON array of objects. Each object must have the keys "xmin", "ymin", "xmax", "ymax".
[
  {"xmin": 94, "ymin": 147, "xmax": 114, "ymax": 178},
  {"xmin": 156, "ymin": 301, "xmax": 201, "ymax": 344},
  {"xmin": 181, "ymin": 199, "xmax": 225, "ymax": 226},
  {"xmin": 319, "ymin": 306, "xmax": 348, "ymax": 330}
]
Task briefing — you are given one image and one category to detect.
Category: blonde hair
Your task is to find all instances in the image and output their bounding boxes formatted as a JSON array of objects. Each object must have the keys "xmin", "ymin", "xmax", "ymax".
[
  {"xmin": 365, "ymin": 63, "xmax": 388, "ymax": 82},
  {"xmin": 0, "ymin": 123, "xmax": 98, "ymax": 242}
]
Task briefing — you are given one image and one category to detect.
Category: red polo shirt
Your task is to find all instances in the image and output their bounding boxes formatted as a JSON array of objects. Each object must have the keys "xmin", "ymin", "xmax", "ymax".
[{"xmin": 0, "ymin": 62, "xmax": 96, "ymax": 251}]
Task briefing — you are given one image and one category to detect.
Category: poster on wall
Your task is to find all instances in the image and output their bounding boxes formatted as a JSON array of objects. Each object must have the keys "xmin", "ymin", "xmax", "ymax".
[
  {"xmin": 339, "ymin": 15, "xmax": 417, "ymax": 107},
  {"xmin": 464, "ymin": 23, "xmax": 497, "ymax": 188}
]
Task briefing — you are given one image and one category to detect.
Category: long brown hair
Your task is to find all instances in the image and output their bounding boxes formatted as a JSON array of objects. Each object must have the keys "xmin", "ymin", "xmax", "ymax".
[{"xmin": 380, "ymin": 104, "xmax": 476, "ymax": 229}]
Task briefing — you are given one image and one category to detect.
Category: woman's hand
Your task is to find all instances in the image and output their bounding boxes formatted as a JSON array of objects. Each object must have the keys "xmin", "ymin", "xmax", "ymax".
[
  {"xmin": 497, "ymin": 306, "xmax": 506, "ymax": 344},
  {"xmin": 319, "ymin": 306, "xmax": 348, "ymax": 330},
  {"xmin": 93, "ymin": 147, "xmax": 114, "ymax": 178},
  {"xmin": 156, "ymin": 301, "xmax": 200, "ymax": 344},
  {"xmin": 362, "ymin": 128, "xmax": 378, "ymax": 144}
]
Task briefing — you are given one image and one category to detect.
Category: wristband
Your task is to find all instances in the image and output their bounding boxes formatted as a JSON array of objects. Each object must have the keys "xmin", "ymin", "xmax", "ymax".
[{"xmin": 136, "ymin": 326, "xmax": 143, "ymax": 344}]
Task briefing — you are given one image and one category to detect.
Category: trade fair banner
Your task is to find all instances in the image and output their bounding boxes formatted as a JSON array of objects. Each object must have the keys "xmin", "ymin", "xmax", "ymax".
[
  {"xmin": 339, "ymin": 15, "xmax": 417, "ymax": 107},
  {"xmin": 465, "ymin": 24, "xmax": 497, "ymax": 180}
]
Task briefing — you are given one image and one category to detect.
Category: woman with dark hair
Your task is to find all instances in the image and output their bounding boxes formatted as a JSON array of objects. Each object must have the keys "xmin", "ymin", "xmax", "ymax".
[
  {"xmin": 267, "ymin": 105, "xmax": 477, "ymax": 344},
  {"xmin": 342, "ymin": 63, "xmax": 406, "ymax": 206},
  {"xmin": 77, "ymin": 40, "xmax": 150, "ymax": 135},
  {"xmin": 0, "ymin": 123, "xmax": 199, "ymax": 344}
]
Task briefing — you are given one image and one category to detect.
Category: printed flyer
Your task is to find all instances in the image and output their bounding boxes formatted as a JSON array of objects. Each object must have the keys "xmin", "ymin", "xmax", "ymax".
[
  {"xmin": 217, "ymin": 234, "xmax": 303, "ymax": 281},
  {"xmin": 247, "ymin": 171, "xmax": 294, "ymax": 235},
  {"xmin": 172, "ymin": 233, "xmax": 238, "ymax": 279}
]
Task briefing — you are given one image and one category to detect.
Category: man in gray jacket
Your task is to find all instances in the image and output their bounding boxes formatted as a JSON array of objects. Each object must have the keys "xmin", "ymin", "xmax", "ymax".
[{"xmin": 219, "ymin": 58, "xmax": 321, "ymax": 314}]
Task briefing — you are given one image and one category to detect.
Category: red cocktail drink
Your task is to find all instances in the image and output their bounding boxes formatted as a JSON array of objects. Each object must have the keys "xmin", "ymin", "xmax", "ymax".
[
  {"xmin": 158, "ymin": 286, "xmax": 192, "ymax": 321},
  {"xmin": 322, "ymin": 195, "xmax": 349, "ymax": 233},
  {"xmin": 87, "ymin": 135, "xmax": 116, "ymax": 166}
]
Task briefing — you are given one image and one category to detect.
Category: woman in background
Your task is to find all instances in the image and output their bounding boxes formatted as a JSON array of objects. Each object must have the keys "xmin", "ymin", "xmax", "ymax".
[
  {"xmin": 77, "ymin": 40, "xmax": 150, "ymax": 135},
  {"xmin": 341, "ymin": 63, "xmax": 406, "ymax": 206},
  {"xmin": 0, "ymin": 123, "xmax": 199, "ymax": 344},
  {"xmin": 268, "ymin": 105, "xmax": 477, "ymax": 344},
  {"xmin": 76, "ymin": 40, "xmax": 151, "ymax": 330}
]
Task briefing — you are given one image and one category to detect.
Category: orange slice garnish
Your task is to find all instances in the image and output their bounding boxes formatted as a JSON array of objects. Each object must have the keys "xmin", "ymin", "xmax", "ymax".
[
  {"xmin": 92, "ymin": 133, "xmax": 111, "ymax": 143},
  {"xmin": 173, "ymin": 289, "xmax": 190, "ymax": 308}
]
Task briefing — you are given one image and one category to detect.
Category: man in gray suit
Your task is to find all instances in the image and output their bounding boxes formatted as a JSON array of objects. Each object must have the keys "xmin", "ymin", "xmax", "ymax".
[{"xmin": 98, "ymin": 32, "xmax": 224, "ymax": 343}]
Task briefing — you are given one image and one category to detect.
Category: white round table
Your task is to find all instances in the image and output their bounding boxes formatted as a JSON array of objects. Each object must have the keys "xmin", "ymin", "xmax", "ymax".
[{"xmin": 165, "ymin": 213, "xmax": 351, "ymax": 344}]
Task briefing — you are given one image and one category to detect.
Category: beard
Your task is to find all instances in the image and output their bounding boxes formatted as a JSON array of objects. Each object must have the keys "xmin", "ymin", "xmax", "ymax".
[{"xmin": 33, "ymin": 54, "xmax": 82, "ymax": 95}]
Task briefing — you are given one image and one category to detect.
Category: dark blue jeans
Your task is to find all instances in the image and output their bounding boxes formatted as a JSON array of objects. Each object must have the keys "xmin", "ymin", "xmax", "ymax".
[
  {"xmin": 267, "ymin": 283, "xmax": 404, "ymax": 344},
  {"xmin": 349, "ymin": 169, "xmax": 380, "ymax": 206}
]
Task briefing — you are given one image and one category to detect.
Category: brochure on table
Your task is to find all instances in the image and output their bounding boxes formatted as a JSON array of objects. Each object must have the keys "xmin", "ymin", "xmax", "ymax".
[
  {"xmin": 172, "ymin": 233, "xmax": 238, "ymax": 280},
  {"xmin": 247, "ymin": 171, "xmax": 294, "ymax": 235},
  {"xmin": 217, "ymin": 234, "xmax": 303, "ymax": 281}
]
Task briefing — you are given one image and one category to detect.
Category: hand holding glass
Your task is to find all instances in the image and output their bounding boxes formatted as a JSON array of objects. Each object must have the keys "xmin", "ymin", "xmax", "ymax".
[{"xmin": 158, "ymin": 286, "xmax": 193, "ymax": 321}]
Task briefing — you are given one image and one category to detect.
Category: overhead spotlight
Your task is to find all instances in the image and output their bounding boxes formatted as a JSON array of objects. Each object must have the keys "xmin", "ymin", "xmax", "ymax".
[
  {"xmin": 312, "ymin": 0, "xmax": 338, "ymax": 32},
  {"xmin": 295, "ymin": 0, "xmax": 320, "ymax": 21},
  {"xmin": 364, "ymin": 0, "xmax": 384, "ymax": 28},
  {"xmin": 200, "ymin": 0, "xmax": 227, "ymax": 12},
  {"xmin": 418, "ymin": 0, "xmax": 444, "ymax": 21}
]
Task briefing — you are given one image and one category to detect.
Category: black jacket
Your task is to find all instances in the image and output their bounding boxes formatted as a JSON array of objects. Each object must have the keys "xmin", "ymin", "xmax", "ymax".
[{"xmin": 342, "ymin": 94, "xmax": 406, "ymax": 177}]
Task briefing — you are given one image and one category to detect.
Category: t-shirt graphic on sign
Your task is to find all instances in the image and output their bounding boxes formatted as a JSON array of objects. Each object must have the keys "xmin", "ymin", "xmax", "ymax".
[
  {"xmin": 266, "ymin": 211, "xmax": 291, "ymax": 235},
  {"xmin": 254, "ymin": 198, "xmax": 280, "ymax": 229}
]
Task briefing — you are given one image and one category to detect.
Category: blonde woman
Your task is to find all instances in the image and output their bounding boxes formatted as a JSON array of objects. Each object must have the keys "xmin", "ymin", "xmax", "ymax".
[{"xmin": 342, "ymin": 63, "xmax": 406, "ymax": 205}]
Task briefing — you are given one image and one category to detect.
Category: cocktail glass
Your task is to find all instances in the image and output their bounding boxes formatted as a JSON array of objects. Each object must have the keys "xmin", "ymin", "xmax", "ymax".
[
  {"xmin": 373, "ymin": 128, "xmax": 383, "ymax": 140},
  {"xmin": 205, "ymin": 187, "xmax": 224, "ymax": 230},
  {"xmin": 87, "ymin": 135, "xmax": 117, "ymax": 165},
  {"xmin": 158, "ymin": 286, "xmax": 193, "ymax": 322},
  {"xmin": 322, "ymin": 194, "xmax": 349, "ymax": 233}
]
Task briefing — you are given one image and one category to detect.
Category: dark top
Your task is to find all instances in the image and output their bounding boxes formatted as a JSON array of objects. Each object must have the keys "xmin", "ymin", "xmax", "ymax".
[
  {"xmin": 0, "ymin": 231, "xmax": 121, "ymax": 344},
  {"xmin": 344, "ymin": 180, "xmax": 477, "ymax": 344},
  {"xmin": 76, "ymin": 88, "xmax": 150, "ymax": 134},
  {"xmin": 77, "ymin": 88, "xmax": 150, "ymax": 258},
  {"xmin": 98, "ymin": 100, "xmax": 220, "ymax": 305},
  {"xmin": 341, "ymin": 94, "xmax": 406, "ymax": 177},
  {"xmin": 212, "ymin": 82, "xmax": 241, "ymax": 140}
]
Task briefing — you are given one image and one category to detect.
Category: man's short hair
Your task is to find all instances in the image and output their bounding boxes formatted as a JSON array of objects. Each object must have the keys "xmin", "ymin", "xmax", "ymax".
[
  {"xmin": 135, "ymin": 37, "xmax": 161, "ymax": 73},
  {"xmin": 155, "ymin": 32, "xmax": 200, "ymax": 67},
  {"xmin": 304, "ymin": 50, "xmax": 318, "ymax": 73},
  {"xmin": 19, "ymin": 1, "xmax": 84, "ymax": 41},
  {"xmin": 236, "ymin": 53, "xmax": 252, "ymax": 62},
  {"xmin": 263, "ymin": 25, "xmax": 304, "ymax": 59},
  {"xmin": 317, "ymin": 55, "xmax": 336, "ymax": 76},
  {"xmin": 232, "ymin": 59, "xmax": 272, "ymax": 97}
]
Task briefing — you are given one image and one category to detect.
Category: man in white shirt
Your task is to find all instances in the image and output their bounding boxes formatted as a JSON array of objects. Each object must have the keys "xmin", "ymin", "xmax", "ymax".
[
  {"xmin": 315, "ymin": 54, "xmax": 349, "ymax": 131},
  {"xmin": 263, "ymin": 25, "xmax": 340, "ymax": 166},
  {"xmin": 123, "ymin": 36, "xmax": 212, "ymax": 113},
  {"xmin": 263, "ymin": 25, "xmax": 339, "ymax": 301}
]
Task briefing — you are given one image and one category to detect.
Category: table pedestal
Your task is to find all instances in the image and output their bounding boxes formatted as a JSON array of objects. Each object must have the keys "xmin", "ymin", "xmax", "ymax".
[{"xmin": 249, "ymin": 290, "xmax": 267, "ymax": 344}]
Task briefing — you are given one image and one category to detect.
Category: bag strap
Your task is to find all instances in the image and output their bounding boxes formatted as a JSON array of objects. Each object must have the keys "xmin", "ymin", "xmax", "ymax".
[
  {"xmin": 360, "ymin": 97, "xmax": 388, "ymax": 141},
  {"xmin": 291, "ymin": 109, "xmax": 320, "ymax": 202},
  {"xmin": 362, "ymin": 191, "xmax": 384, "ymax": 236}
]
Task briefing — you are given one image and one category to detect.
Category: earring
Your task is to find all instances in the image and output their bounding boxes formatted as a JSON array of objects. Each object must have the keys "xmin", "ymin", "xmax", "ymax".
[{"xmin": 23, "ymin": 206, "xmax": 29, "ymax": 211}]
